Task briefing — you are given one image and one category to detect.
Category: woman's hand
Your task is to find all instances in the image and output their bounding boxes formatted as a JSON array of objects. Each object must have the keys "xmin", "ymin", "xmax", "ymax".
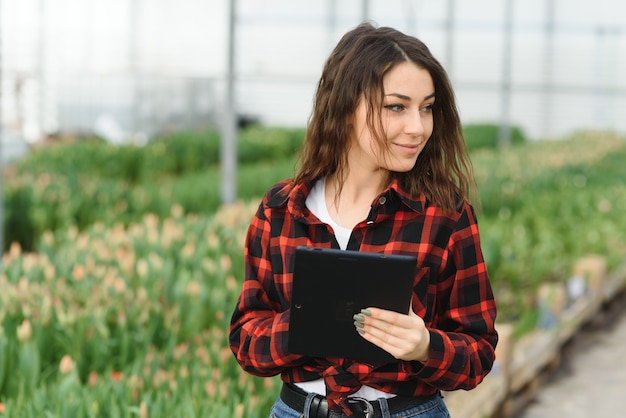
[{"xmin": 353, "ymin": 305, "xmax": 430, "ymax": 362}]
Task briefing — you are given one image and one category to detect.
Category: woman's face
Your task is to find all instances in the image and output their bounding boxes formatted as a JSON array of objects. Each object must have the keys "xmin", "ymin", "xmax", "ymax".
[{"xmin": 349, "ymin": 61, "xmax": 435, "ymax": 173}]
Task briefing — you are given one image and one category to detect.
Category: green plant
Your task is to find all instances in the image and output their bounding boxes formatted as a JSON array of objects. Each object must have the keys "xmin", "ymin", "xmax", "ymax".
[{"xmin": 463, "ymin": 123, "xmax": 527, "ymax": 151}]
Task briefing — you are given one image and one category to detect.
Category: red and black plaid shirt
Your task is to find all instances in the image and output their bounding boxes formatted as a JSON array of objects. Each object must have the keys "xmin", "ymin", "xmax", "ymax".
[{"xmin": 229, "ymin": 178, "xmax": 498, "ymax": 412}]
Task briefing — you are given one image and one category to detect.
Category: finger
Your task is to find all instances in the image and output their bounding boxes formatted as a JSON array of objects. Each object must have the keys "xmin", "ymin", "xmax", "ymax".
[
  {"xmin": 358, "ymin": 321, "xmax": 406, "ymax": 347},
  {"xmin": 355, "ymin": 308, "xmax": 427, "ymax": 351},
  {"xmin": 354, "ymin": 311, "xmax": 421, "ymax": 345},
  {"xmin": 358, "ymin": 330, "xmax": 400, "ymax": 358},
  {"xmin": 356, "ymin": 323, "xmax": 419, "ymax": 360},
  {"xmin": 358, "ymin": 317, "xmax": 430, "ymax": 361},
  {"xmin": 354, "ymin": 309, "xmax": 424, "ymax": 357},
  {"xmin": 361, "ymin": 307, "xmax": 418, "ymax": 330},
  {"xmin": 362, "ymin": 315, "xmax": 425, "ymax": 343}
]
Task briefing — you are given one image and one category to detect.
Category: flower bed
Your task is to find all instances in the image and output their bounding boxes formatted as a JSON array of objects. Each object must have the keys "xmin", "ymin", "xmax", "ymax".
[{"xmin": 1, "ymin": 130, "xmax": 625, "ymax": 416}]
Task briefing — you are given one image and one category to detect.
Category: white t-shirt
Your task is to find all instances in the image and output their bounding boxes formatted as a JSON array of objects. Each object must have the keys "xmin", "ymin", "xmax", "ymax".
[
  {"xmin": 296, "ymin": 178, "xmax": 395, "ymax": 400},
  {"xmin": 305, "ymin": 178, "xmax": 352, "ymax": 249}
]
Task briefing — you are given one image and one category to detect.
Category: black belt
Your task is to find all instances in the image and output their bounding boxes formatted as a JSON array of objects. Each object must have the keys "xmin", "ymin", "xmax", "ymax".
[{"xmin": 280, "ymin": 383, "xmax": 437, "ymax": 418}]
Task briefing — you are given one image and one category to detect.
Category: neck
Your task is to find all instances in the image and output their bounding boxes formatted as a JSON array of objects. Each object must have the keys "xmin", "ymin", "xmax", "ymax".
[
  {"xmin": 328, "ymin": 169, "xmax": 387, "ymax": 203},
  {"xmin": 325, "ymin": 170, "xmax": 387, "ymax": 229}
]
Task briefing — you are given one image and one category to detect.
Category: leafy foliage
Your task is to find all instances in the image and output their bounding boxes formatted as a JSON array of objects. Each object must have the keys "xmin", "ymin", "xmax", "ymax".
[
  {"xmin": 463, "ymin": 123, "xmax": 527, "ymax": 151},
  {"xmin": 1, "ymin": 127, "xmax": 625, "ymax": 416}
]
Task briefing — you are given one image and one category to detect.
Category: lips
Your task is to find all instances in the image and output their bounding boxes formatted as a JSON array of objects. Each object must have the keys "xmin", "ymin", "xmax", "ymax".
[{"xmin": 393, "ymin": 143, "xmax": 421, "ymax": 154}]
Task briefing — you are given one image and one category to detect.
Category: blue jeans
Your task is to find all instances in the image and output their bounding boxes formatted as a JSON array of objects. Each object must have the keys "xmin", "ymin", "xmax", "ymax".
[{"xmin": 269, "ymin": 393, "xmax": 451, "ymax": 418}]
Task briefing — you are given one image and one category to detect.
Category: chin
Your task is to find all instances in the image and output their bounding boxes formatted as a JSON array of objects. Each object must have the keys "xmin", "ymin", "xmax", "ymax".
[
  {"xmin": 387, "ymin": 166, "xmax": 414, "ymax": 174},
  {"xmin": 382, "ymin": 155, "xmax": 419, "ymax": 173},
  {"xmin": 389, "ymin": 161, "xmax": 418, "ymax": 173}
]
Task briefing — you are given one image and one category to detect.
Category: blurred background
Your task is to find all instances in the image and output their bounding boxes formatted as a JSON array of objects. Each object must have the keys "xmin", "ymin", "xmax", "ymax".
[
  {"xmin": 1, "ymin": 1, "xmax": 625, "ymax": 417},
  {"xmin": 2, "ymin": 0, "xmax": 625, "ymax": 161}
]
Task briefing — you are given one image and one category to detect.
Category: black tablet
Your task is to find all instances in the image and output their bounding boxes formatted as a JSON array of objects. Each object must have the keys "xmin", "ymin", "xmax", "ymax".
[{"xmin": 288, "ymin": 246, "xmax": 417, "ymax": 363}]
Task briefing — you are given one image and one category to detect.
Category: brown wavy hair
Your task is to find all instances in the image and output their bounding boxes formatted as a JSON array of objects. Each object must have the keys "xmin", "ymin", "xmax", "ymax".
[{"xmin": 293, "ymin": 23, "xmax": 476, "ymax": 212}]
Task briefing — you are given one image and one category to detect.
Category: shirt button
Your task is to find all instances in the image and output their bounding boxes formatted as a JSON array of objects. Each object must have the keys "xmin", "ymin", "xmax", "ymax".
[{"xmin": 378, "ymin": 196, "xmax": 387, "ymax": 205}]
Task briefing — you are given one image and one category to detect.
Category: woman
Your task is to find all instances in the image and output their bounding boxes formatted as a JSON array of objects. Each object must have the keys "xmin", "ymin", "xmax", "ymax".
[{"xmin": 230, "ymin": 23, "xmax": 498, "ymax": 418}]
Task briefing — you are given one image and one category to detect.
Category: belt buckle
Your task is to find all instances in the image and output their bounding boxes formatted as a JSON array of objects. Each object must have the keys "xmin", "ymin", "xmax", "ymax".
[{"xmin": 347, "ymin": 397, "xmax": 374, "ymax": 418}]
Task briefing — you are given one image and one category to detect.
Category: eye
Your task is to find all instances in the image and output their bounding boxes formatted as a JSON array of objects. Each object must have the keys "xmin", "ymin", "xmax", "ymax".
[
  {"xmin": 384, "ymin": 104, "xmax": 406, "ymax": 112},
  {"xmin": 420, "ymin": 103, "xmax": 434, "ymax": 113}
]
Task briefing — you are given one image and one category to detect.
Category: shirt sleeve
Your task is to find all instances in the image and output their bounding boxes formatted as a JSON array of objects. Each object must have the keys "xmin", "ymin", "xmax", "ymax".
[
  {"xmin": 228, "ymin": 198, "xmax": 305, "ymax": 377},
  {"xmin": 404, "ymin": 202, "xmax": 498, "ymax": 390}
]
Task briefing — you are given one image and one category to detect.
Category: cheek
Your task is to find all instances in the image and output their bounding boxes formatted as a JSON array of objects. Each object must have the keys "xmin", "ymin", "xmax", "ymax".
[
  {"xmin": 385, "ymin": 117, "xmax": 402, "ymax": 136},
  {"xmin": 367, "ymin": 136, "xmax": 384, "ymax": 158},
  {"xmin": 424, "ymin": 116, "xmax": 435, "ymax": 138}
]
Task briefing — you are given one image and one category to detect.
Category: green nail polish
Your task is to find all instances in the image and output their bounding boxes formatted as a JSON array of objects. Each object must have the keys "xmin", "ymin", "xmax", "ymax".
[
  {"xmin": 354, "ymin": 321, "xmax": 364, "ymax": 328},
  {"xmin": 353, "ymin": 314, "xmax": 364, "ymax": 322},
  {"xmin": 357, "ymin": 328, "xmax": 365, "ymax": 335},
  {"xmin": 361, "ymin": 309, "xmax": 372, "ymax": 316}
]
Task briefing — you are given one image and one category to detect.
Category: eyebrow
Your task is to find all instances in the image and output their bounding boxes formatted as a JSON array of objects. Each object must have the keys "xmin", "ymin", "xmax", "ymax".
[{"xmin": 385, "ymin": 92, "xmax": 436, "ymax": 101}]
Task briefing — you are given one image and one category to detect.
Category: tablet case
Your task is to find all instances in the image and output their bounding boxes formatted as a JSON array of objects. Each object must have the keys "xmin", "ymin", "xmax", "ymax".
[{"xmin": 288, "ymin": 246, "xmax": 417, "ymax": 363}]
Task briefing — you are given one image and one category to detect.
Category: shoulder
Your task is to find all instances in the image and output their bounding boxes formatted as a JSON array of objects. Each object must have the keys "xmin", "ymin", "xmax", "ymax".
[
  {"xmin": 248, "ymin": 180, "xmax": 293, "ymax": 226},
  {"xmin": 261, "ymin": 179, "xmax": 293, "ymax": 209},
  {"xmin": 422, "ymin": 197, "xmax": 479, "ymax": 227},
  {"xmin": 255, "ymin": 179, "xmax": 315, "ymax": 222}
]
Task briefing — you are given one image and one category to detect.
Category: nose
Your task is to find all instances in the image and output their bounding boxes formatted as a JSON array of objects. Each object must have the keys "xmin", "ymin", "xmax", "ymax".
[{"xmin": 404, "ymin": 108, "xmax": 425, "ymax": 137}]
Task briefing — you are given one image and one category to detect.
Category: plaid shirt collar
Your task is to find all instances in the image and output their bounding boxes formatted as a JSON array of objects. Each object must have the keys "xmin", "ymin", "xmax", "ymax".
[{"xmin": 267, "ymin": 177, "xmax": 426, "ymax": 221}]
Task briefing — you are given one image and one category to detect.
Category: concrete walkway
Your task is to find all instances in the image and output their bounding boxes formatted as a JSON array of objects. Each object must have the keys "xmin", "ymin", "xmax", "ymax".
[{"xmin": 516, "ymin": 291, "xmax": 626, "ymax": 417}]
